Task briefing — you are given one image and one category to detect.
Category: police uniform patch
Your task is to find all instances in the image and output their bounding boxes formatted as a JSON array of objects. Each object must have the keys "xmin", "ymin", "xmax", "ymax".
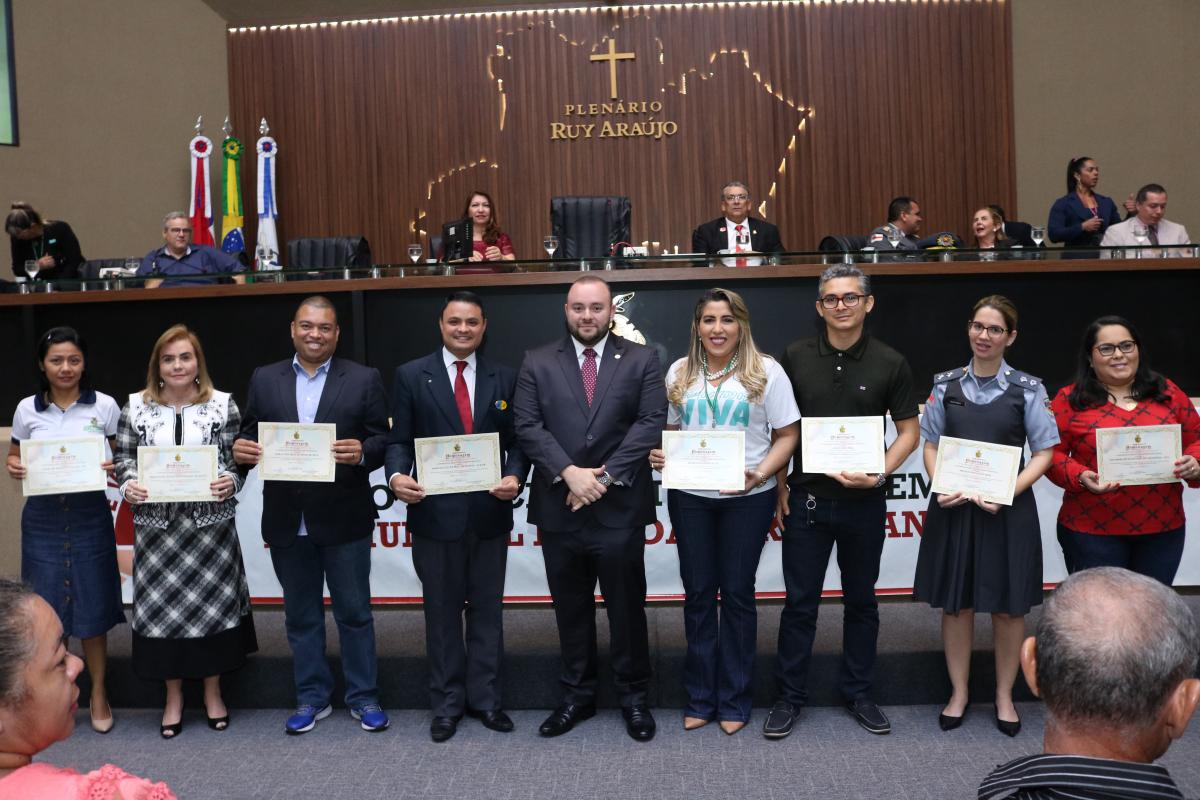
[{"xmin": 869, "ymin": 233, "xmax": 884, "ymax": 243}]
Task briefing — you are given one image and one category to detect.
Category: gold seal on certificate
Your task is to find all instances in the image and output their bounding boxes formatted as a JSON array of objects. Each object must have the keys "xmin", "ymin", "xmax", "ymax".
[
  {"xmin": 20, "ymin": 436, "xmax": 107, "ymax": 497},
  {"xmin": 137, "ymin": 445, "xmax": 219, "ymax": 503},
  {"xmin": 259, "ymin": 422, "xmax": 336, "ymax": 482},
  {"xmin": 800, "ymin": 416, "xmax": 886, "ymax": 474},
  {"xmin": 931, "ymin": 436, "xmax": 1022, "ymax": 506},
  {"xmin": 661, "ymin": 430, "xmax": 745, "ymax": 491},
  {"xmin": 415, "ymin": 433, "xmax": 502, "ymax": 496},
  {"xmin": 1096, "ymin": 424, "xmax": 1182, "ymax": 486}
]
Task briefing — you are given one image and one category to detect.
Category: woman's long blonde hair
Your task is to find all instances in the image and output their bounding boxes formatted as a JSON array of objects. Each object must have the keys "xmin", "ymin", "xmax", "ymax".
[
  {"xmin": 143, "ymin": 324, "xmax": 214, "ymax": 405},
  {"xmin": 667, "ymin": 288, "xmax": 768, "ymax": 407}
]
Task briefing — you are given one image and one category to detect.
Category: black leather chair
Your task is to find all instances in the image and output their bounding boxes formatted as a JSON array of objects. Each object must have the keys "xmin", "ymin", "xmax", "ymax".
[
  {"xmin": 286, "ymin": 237, "xmax": 372, "ymax": 271},
  {"xmin": 818, "ymin": 235, "xmax": 870, "ymax": 253},
  {"xmin": 550, "ymin": 196, "xmax": 631, "ymax": 262}
]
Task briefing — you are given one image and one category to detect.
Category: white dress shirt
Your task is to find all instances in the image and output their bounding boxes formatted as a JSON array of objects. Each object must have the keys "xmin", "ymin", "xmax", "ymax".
[{"xmin": 572, "ymin": 333, "xmax": 609, "ymax": 378}]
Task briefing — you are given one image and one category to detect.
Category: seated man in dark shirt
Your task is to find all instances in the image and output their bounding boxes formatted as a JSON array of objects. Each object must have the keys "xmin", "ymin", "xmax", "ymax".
[
  {"xmin": 979, "ymin": 567, "xmax": 1200, "ymax": 800},
  {"xmin": 138, "ymin": 211, "xmax": 245, "ymax": 288}
]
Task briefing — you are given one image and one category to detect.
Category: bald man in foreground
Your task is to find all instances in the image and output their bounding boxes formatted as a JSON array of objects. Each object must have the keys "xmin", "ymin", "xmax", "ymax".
[{"xmin": 979, "ymin": 567, "xmax": 1200, "ymax": 800}]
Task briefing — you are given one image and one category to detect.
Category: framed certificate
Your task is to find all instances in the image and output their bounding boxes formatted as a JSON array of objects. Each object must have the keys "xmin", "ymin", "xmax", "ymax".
[
  {"xmin": 415, "ymin": 433, "xmax": 502, "ymax": 496},
  {"xmin": 20, "ymin": 436, "xmax": 107, "ymax": 497},
  {"xmin": 1096, "ymin": 424, "xmax": 1182, "ymax": 486},
  {"xmin": 661, "ymin": 430, "xmax": 745, "ymax": 492},
  {"xmin": 800, "ymin": 416, "xmax": 886, "ymax": 474},
  {"xmin": 259, "ymin": 422, "xmax": 336, "ymax": 482},
  {"xmin": 931, "ymin": 436, "xmax": 1022, "ymax": 506},
  {"xmin": 137, "ymin": 445, "xmax": 219, "ymax": 503}
]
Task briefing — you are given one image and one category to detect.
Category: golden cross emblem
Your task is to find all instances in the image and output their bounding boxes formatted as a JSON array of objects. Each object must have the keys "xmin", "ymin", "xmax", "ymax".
[{"xmin": 590, "ymin": 39, "xmax": 635, "ymax": 100}]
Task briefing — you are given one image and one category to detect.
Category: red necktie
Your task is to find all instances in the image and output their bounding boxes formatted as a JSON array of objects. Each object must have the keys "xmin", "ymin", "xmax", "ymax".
[
  {"xmin": 735, "ymin": 224, "xmax": 747, "ymax": 267},
  {"xmin": 581, "ymin": 348, "xmax": 597, "ymax": 405},
  {"xmin": 454, "ymin": 360, "xmax": 472, "ymax": 433}
]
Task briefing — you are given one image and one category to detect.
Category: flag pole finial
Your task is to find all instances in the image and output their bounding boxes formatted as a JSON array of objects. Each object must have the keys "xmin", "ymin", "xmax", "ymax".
[
  {"xmin": 222, "ymin": 116, "xmax": 232, "ymax": 137},
  {"xmin": 194, "ymin": 115, "xmax": 204, "ymax": 135},
  {"xmin": 259, "ymin": 118, "xmax": 270, "ymax": 136}
]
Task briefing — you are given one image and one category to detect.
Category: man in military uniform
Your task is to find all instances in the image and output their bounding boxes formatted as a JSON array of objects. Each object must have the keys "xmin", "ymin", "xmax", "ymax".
[{"xmin": 866, "ymin": 197, "xmax": 923, "ymax": 252}]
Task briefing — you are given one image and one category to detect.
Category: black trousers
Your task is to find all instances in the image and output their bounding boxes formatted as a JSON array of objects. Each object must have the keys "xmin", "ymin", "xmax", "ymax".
[
  {"xmin": 411, "ymin": 530, "xmax": 508, "ymax": 718},
  {"xmin": 541, "ymin": 521, "xmax": 650, "ymax": 707}
]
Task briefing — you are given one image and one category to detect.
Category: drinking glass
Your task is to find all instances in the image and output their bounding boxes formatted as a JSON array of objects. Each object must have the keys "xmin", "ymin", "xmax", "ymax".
[
  {"xmin": 408, "ymin": 244, "xmax": 423, "ymax": 264},
  {"xmin": 1030, "ymin": 226, "xmax": 1045, "ymax": 247},
  {"xmin": 887, "ymin": 228, "xmax": 901, "ymax": 249},
  {"xmin": 124, "ymin": 258, "xmax": 141, "ymax": 273},
  {"xmin": 543, "ymin": 235, "xmax": 558, "ymax": 258},
  {"xmin": 24, "ymin": 259, "xmax": 39, "ymax": 282}
]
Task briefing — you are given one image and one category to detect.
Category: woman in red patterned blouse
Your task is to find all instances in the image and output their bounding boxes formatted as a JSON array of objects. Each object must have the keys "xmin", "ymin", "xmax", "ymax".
[{"xmin": 1048, "ymin": 315, "xmax": 1200, "ymax": 584}]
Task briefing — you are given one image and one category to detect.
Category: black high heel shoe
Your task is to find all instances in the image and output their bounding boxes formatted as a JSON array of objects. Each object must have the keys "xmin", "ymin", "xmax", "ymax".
[
  {"xmin": 938, "ymin": 705, "xmax": 967, "ymax": 731},
  {"xmin": 994, "ymin": 704, "xmax": 1021, "ymax": 737},
  {"xmin": 160, "ymin": 712, "xmax": 183, "ymax": 740},
  {"xmin": 207, "ymin": 712, "xmax": 230, "ymax": 731}
]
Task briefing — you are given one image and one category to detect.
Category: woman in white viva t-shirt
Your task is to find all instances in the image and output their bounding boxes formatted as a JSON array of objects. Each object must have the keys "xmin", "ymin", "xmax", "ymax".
[{"xmin": 649, "ymin": 288, "xmax": 799, "ymax": 735}]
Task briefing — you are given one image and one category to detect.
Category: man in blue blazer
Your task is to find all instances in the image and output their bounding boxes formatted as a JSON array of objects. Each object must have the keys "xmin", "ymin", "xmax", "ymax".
[
  {"xmin": 386, "ymin": 290, "xmax": 529, "ymax": 743},
  {"xmin": 514, "ymin": 275, "xmax": 667, "ymax": 742},
  {"xmin": 233, "ymin": 295, "xmax": 390, "ymax": 736}
]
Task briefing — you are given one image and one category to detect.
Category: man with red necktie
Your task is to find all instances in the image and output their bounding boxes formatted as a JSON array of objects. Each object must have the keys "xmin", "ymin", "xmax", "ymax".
[
  {"xmin": 691, "ymin": 181, "xmax": 785, "ymax": 264},
  {"xmin": 386, "ymin": 290, "xmax": 529, "ymax": 743},
  {"xmin": 514, "ymin": 275, "xmax": 667, "ymax": 742}
]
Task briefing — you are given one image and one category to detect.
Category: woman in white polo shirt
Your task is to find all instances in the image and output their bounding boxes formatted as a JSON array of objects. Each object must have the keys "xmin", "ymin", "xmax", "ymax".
[{"xmin": 5, "ymin": 326, "xmax": 124, "ymax": 734}]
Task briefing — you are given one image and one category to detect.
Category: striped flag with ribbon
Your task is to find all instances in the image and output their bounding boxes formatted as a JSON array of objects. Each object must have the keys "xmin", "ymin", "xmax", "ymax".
[
  {"xmin": 188, "ymin": 132, "xmax": 216, "ymax": 246},
  {"xmin": 255, "ymin": 121, "xmax": 280, "ymax": 270}
]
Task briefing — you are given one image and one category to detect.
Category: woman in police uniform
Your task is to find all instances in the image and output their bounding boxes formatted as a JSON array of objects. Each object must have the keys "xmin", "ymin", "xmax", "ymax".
[
  {"xmin": 4, "ymin": 327, "xmax": 123, "ymax": 734},
  {"xmin": 913, "ymin": 296, "xmax": 1058, "ymax": 737}
]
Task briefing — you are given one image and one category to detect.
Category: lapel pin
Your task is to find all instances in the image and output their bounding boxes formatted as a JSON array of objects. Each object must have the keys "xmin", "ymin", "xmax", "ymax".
[
  {"xmin": 614, "ymin": 353, "xmax": 622, "ymax": 360},
  {"xmin": 495, "ymin": 400, "xmax": 508, "ymax": 410}
]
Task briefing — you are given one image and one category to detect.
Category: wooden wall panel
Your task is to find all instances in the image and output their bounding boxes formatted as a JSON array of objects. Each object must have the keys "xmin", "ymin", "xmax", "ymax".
[{"xmin": 227, "ymin": 1, "xmax": 1013, "ymax": 264}]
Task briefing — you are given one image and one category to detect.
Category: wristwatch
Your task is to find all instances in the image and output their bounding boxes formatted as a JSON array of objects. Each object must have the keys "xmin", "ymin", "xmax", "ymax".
[
  {"xmin": 597, "ymin": 471, "xmax": 614, "ymax": 487},
  {"xmin": 872, "ymin": 472, "xmax": 889, "ymax": 489}
]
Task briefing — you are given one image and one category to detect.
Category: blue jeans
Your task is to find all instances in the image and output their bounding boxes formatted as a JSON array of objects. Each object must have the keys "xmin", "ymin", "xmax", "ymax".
[
  {"xmin": 776, "ymin": 491, "xmax": 886, "ymax": 705},
  {"xmin": 1057, "ymin": 524, "xmax": 1185, "ymax": 586},
  {"xmin": 668, "ymin": 489, "xmax": 775, "ymax": 722},
  {"xmin": 270, "ymin": 536, "xmax": 378, "ymax": 708}
]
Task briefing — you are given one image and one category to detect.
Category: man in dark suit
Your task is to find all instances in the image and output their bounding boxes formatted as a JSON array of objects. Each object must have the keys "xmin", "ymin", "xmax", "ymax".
[
  {"xmin": 233, "ymin": 295, "xmax": 390, "ymax": 736},
  {"xmin": 386, "ymin": 290, "xmax": 529, "ymax": 743},
  {"xmin": 988, "ymin": 205, "xmax": 1037, "ymax": 248},
  {"xmin": 691, "ymin": 181, "xmax": 785, "ymax": 259},
  {"xmin": 514, "ymin": 275, "xmax": 667, "ymax": 742}
]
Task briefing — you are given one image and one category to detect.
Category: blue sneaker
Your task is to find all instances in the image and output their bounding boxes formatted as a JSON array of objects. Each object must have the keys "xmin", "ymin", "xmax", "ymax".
[
  {"xmin": 351, "ymin": 704, "xmax": 390, "ymax": 732},
  {"xmin": 285, "ymin": 704, "xmax": 332, "ymax": 735}
]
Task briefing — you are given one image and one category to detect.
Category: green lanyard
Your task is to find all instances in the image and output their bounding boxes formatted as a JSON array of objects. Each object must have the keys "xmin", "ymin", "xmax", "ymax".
[{"xmin": 703, "ymin": 376, "xmax": 724, "ymax": 428}]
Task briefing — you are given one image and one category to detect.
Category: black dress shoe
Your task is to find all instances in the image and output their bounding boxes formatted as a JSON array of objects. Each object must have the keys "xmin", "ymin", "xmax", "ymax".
[
  {"xmin": 621, "ymin": 704, "xmax": 656, "ymax": 742},
  {"xmin": 538, "ymin": 703, "xmax": 596, "ymax": 737},
  {"xmin": 467, "ymin": 708, "xmax": 514, "ymax": 732},
  {"xmin": 430, "ymin": 715, "xmax": 461, "ymax": 742},
  {"xmin": 994, "ymin": 704, "xmax": 1021, "ymax": 737},
  {"xmin": 762, "ymin": 700, "xmax": 798, "ymax": 739},
  {"xmin": 846, "ymin": 698, "xmax": 891, "ymax": 735}
]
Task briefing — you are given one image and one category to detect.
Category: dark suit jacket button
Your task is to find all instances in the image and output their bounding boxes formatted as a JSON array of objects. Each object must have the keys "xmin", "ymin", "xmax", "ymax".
[{"xmin": 586, "ymin": 434, "xmax": 594, "ymax": 441}]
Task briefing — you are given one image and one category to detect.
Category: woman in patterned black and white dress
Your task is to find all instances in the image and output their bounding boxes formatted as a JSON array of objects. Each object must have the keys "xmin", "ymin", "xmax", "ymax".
[{"xmin": 115, "ymin": 324, "xmax": 256, "ymax": 739}]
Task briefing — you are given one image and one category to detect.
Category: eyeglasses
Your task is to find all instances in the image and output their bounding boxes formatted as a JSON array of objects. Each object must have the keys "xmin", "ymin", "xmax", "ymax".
[
  {"xmin": 1094, "ymin": 340, "xmax": 1137, "ymax": 357},
  {"xmin": 166, "ymin": 227, "xmax": 192, "ymax": 235},
  {"xmin": 968, "ymin": 321, "xmax": 1008, "ymax": 337},
  {"xmin": 723, "ymin": 194, "xmax": 749, "ymax": 202},
  {"xmin": 819, "ymin": 293, "xmax": 865, "ymax": 309}
]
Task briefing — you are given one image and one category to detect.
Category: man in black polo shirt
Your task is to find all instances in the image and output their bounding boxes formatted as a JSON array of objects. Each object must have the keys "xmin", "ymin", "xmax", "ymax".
[{"xmin": 764, "ymin": 264, "xmax": 919, "ymax": 739}]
